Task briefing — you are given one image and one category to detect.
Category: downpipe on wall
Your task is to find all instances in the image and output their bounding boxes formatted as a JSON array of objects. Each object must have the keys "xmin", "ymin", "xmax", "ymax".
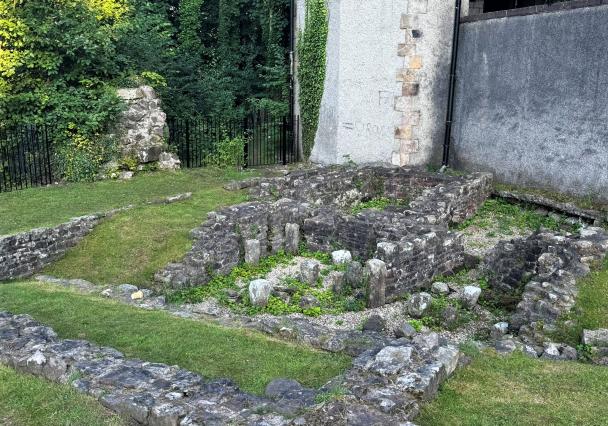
[{"xmin": 441, "ymin": 0, "xmax": 462, "ymax": 171}]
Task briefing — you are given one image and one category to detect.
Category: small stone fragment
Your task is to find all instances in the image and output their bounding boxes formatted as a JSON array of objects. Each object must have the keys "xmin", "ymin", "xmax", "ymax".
[
  {"xmin": 395, "ymin": 322, "xmax": 417, "ymax": 339},
  {"xmin": 491, "ymin": 322, "xmax": 509, "ymax": 340},
  {"xmin": 431, "ymin": 282, "xmax": 450, "ymax": 295},
  {"xmin": 413, "ymin": 332, "xmax": 439, "ymax": 351},
  {"xmin": 118, "ymin": 284, "xmax": 138, "ymax": 294},
  {"xmin": 299, "ymin": 295, "xmax": 320, "ymax": 309},
  {"xmin": 249, "ymin": 279, "xmax": 273, "ymax": 307},
  {"xmin": 460, "ymin": 286, "xmax": 481, "ymax": 309},
  {"xmin": 406, "ymin": 292, "xmax": 432, "ymax": 318},
  {"xmin": 332, "ymin": 250, "xmax": 352, "ymax": 264},
  {"xmin": 300, "ymin": 260, "xmax": 321, "ymax": 285},
  {"xmin": 131, "ymin": 290, "xmax": 144, "ymax": 300},
  {"xmin": 362, "ymin": 315, "xmax": 386, "ymax": 332}
]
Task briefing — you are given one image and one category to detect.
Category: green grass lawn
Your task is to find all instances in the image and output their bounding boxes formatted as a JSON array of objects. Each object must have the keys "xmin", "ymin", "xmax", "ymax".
[
  {"xmin": 0, "ymin": 168, "xmax": 253, "ymax": 235},
  {"xmin": 418, "ymin": 349, "xmax": 608, "ymax": 426},
  {"xmin": 551, "ymin": 256, "xmax": 608, "ymax": 346},
  {"xmin": 0, "ymin": 365, "xmax": 125, "ymax": 426},
  {"xmin": 0, "ymin": 282, "xmax": 351, "ymax": 395},
  {"xmin": 32, "ymin": 169, "xmax": 250, "ymax": 286}
]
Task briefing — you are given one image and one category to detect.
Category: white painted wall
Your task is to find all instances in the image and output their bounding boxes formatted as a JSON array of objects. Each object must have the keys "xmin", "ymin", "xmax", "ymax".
[{"xmin": 296, "ymin": 0, "xmax": 465, "ymax": 166}]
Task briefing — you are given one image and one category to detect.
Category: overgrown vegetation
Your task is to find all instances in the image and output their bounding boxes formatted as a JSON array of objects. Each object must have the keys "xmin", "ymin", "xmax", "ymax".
[
  {"xmin": 417, "ymin": 348, "xmax": 608, "ymax": 426},
  {"xmin": 168, "ymin": 251, "xmax": 366, "ymax": 317},
  {"xmin": 0, "ymin": 365, "xmax": 126, "ymax": 426},
  {"xmin": 1, "ymin": 0, "xmax": 291, "ymax": 180},
  {"xmin": 297, "ymin": 0, "xmax": 328, "ymax": 158},
  {"xmin": 457, "ymin": 198, "xmax": 581, "ymax": 236},
  {"xmin": 350, "ymin": 197, "xmax": 409, "ymax": 215},
  {"xmin": 0, "ymin": 282, "xmax": 351, "ymax": 395},
  {"xmin": 550, "ymin": 257, "xmax": 608, "ymax": 347}
]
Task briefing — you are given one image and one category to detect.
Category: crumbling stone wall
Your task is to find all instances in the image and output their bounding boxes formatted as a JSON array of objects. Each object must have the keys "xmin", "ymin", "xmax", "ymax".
[
  {"xmin": 480, "ymin": 227, "xmax": 608, "ymax": 341},
  {"xmin": 115, "ymin": 86, "xmax": 168, "ymax": 164},
  {"xmin": 157, "ymin": 166, "xmax": 493, "ymax": 303},
  {"xmin": 0, "ymin": 215, "xmax": 102, "ymax": 281}
]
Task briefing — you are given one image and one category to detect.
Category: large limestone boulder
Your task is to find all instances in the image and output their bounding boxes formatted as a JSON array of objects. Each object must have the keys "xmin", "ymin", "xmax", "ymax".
[{"xmin": 116, "ymin": 86, "xmax": 167, "ymax": 164}]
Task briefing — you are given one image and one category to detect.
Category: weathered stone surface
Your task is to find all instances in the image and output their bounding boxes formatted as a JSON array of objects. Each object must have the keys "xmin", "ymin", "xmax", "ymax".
[
  {"xmin": 366, "ymin": 346, "xmax": 413, "ymax": 376},
  {"xmin": 249, "ymin": 279, "xmax": 273, "ymax": 307},
  {"xmin": 300, "ymin": 260, "xmax": 321, "ymax": 285},
  {"xmin": 244, "ymin": 239, "xmax": 261, "ymax": 265},
  {"xmin": 332, "ymin": 250, "xmax": 352, "ymax": 264},
  {"xmin": 395, "ymin": 322, "xmax": 417, "ymax": 339},
  {"xmin": 157, "ymin": 152, "xmax": 181, "ymax": 170},
  {"xmin": 362, "ymin": 315, "xmax": 386, "ymax": 333},
  {"xmin": 0, "ymin": 215, "xmax": 102, "ymax": 281},
  {"xmin": 116, "ymin": 86, "xmax": 166, "ymax": 164},
  {"xmin": 299, "ymin": 295, "xmax": 320, "ymax": 310},
  {"xmin": 0, "ymin": 311, "xmax": 463, "ymax": 426},
  {"xmin": 323, "ymin": 271, "xmax": 346, "ymax": 293},
  {"xmin": 366, "ymin": 259, "xmax": 387, "ymax": 308},
  {"xmin": 431, "ymin": 282, "xmax": 450, "ymax": 295},
  {"xmin": 582, "ymin": 329, "xmax": 608, "ymax": 347},
  {"xmin": 460, "ymin": 286, "xmax": 481, "ymax": 309},
  {"xmin": 406, "ymin": 293, "xmax": 432, "ymax": 318},
  {"xmin": 284, "ymin": 223, "xmax": 300, "ymax": 254}
]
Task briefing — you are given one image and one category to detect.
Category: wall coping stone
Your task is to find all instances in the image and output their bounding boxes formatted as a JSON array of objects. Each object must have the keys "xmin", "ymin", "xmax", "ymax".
[{"xmin": 461, "ymin": 0, "xmax": 608, "ymax": 23}]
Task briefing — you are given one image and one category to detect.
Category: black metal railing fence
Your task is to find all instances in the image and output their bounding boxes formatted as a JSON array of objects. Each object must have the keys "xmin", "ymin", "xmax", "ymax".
[
  {"xmin": 167, "ymin": 111, "xmax": 299, "ymax": 168},
  {"xmin": 0, "ymin": 125, "xmax": 54, "ymax": 193}
]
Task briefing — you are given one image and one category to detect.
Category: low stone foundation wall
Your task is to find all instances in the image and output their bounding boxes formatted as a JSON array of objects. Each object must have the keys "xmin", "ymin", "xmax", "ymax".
[
  {"xmin": 0, "ymin": 311, "xmax": 462, "ymax": 425},
  {"xmin": 157, "ymin": 166, "xmax": 492, "ymax": 303},
  {"xmin": 480, "ymin": 227, "xmax": 608, "ymax": 357},
  {"xmin": 0, "ymin": 215, "xmax": 102, "ymax": 281}
]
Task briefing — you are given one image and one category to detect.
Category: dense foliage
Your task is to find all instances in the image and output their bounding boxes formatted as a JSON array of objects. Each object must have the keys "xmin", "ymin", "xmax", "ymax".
[
  {"xmin": 0, "ymin": 0, "xmax": 291, "ymax": 179},
  {"xmin": 297, "ymin": 0, "xmax": 328, "ymax": 159}
]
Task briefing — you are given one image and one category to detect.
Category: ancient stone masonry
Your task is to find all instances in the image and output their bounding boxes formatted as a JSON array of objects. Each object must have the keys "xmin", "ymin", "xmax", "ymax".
[
  {"xmin": 157, "ymin": 166, "xmax": 492, "ymax": 305},
  {"xmin": 115, "ymin": 86, "xmax": 179, "ymax": 169},
  {"xmin": 480, "ymin": 227, "xmax": 608, "ymax": 358},
  {"xmin": 0, "ymin": 311, "xmax": 462, "ymax": 425},
  {"xmin": 0, "ymin": 215, "xmax": 102, "ymax": 281}
]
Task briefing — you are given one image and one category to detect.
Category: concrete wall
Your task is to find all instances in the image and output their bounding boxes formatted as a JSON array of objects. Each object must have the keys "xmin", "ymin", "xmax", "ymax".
[
  {"xmin": 452, "ymin": 5, "xmax": 608, "ymax": 201},
  {"xmin": 302, "ymin": 0, "xmax": 460, "ymax": 167}
]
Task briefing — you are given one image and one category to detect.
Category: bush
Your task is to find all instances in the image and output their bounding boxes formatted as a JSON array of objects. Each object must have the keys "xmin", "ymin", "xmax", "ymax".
[{"xmin": 208, "ymin": 133, "xmax": 247, "ymax": 171}]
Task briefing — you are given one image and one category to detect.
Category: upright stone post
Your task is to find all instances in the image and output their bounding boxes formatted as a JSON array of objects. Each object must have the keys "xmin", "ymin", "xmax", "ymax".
[{"xmin": 366, "ymin": 259, "xmax": 387, "ymax": 308}]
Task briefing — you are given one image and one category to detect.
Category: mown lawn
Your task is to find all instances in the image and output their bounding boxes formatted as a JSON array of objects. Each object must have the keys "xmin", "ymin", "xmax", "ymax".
[
  {"xmin": 27, "ymin": 168, "xmax": 250, "ymax": 286},
  {"xmin": 0, "ymin": 365, "xmax": 125, "ymax": 426},
  {"xmin": 418, "ymin": 349, "xmax": 608, "ymax": 426},
  {"xmin": 0, "ymin": 282, "xmax": 351, "ymax": 395},
  {"xmin": 0, "ymin": 168, "xmax": 253, "ymax": 236}
]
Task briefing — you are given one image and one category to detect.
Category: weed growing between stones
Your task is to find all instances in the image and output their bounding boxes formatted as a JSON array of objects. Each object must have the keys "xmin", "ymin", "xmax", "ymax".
[
  {"xmin": 457, "ymin": 198, "xmax": 581, "ymax": 236},
  {"xmin": 167, "ymin": 250, "xmax": 367, "ymax": 317},
  {"xmin": 350, "ymin": 197, "xmax": 410, "ymax": 215}
]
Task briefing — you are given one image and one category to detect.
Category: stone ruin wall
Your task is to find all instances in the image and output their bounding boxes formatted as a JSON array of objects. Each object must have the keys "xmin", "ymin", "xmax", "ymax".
[
  {"xmin": 114, "ymin": 86, "xmax": 180, "ymax": 170},
  {"xmin": 156, "ymin": 167, "xmax": 493, "ymax": 305},
  {"xmin": 0, "ymin": 215, "xmax": 102, "ymax": 281}
]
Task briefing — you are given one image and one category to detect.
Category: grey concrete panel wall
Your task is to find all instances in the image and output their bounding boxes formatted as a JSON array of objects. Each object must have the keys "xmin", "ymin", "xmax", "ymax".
[
  {"xmin": 452, "ymin": 5, "xmax": 608, "ymax": 201},
  {"xmin": 305, "ymin": 0, "xmax": 458, "ymax": 167}
]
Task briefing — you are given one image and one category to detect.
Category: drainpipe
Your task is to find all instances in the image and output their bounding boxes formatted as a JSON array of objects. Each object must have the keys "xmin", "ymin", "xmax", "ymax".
[{"xmin": 441, "ymin": 0, "xmax": 462, "ymax": 168}]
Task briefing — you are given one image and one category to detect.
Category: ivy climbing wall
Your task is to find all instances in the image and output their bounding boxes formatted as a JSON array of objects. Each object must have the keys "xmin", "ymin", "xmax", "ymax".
[{"xmin": 298, "ymin": 0, "xmax": 465, "ymax": 167}]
